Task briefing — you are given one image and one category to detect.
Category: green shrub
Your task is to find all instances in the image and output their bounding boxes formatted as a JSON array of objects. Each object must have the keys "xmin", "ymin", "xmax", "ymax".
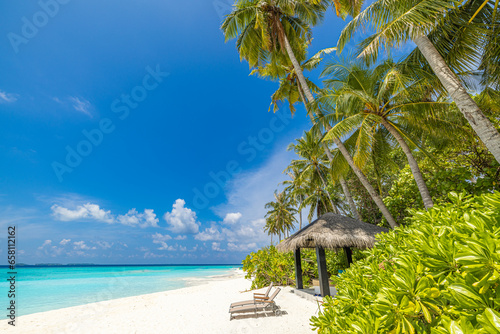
[
  {"xmin": 310, "ymin": 191, "xmax": 500, "ymax": 333},
  {"xmin": 384, "ymin": 164, "xmax": 498, "ymax": 224},
  {"xmin": 242, "ymin": 245, "xmax": 365, "ymax": 290}
]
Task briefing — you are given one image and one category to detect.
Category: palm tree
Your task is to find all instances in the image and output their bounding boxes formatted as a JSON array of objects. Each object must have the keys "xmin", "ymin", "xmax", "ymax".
[
  {"xmin": 264, "ymin": 190, "xmax": 298, "ymax": 242},
  {"xmin": 281, "ymin": 167, "xmax": 307, "ymax": 229},
  {"xmin": 300, "ymin": 182, "xmax": 337, "ymax": 222},
  {"xmin": 223, "ymin": 0, "xmax": 398, "ymax": 228},
  {"xmin": 258, "ymin": 47, "xmax": 365, "ymax": 221},
  {"xmin": 221, "ymin": 0, "xmax": 329, "ymax": 69},
  {"xmin": 264, "ymin": 216, "xmax": 279, "ymax": 244},
  {"xmin": 255, "ymin": 48, "xmax": 365, "ymax": 222},
  {"xmin": 312, "ymin": 106, "xmax": 399, "ymax": 228},
  {"xmin": 286, "ymin": 131, "xmax": 339, "ymax": 211},
  {"xmin": 337, "ymin": 0, "xmax": 500, "ymax": 164},
  {"xmin": 320, "ymin": 60, "xmax": 456, "ymax": 209}
]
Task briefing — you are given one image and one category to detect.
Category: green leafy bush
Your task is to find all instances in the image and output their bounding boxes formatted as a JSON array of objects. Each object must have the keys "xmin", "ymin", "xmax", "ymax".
[
  {"xmin": 311, "ymin": 191, "xmax": 500, "ymax": 333},
  {"xmin": 242, "ymin": 245, "xmax": 365, "ymax": 290},
  {"xmin": 384, "ymin": 164, "xmax": 498, "ymax": 224}
]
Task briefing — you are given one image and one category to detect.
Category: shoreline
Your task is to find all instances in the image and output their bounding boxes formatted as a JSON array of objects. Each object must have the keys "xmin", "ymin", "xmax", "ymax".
[
  {"xmin": 1, "ymin": 270, "xmax": 318, "ymax": 333},
  {"xmin": 2, "ymin": 265, "xmax": 241, "ymax": 318}
]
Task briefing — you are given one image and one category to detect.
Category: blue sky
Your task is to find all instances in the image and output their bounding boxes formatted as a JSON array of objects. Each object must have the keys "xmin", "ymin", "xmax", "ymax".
[{"xmin": 0, "ymin": 0, "xmax": 360, "ymax": 264}]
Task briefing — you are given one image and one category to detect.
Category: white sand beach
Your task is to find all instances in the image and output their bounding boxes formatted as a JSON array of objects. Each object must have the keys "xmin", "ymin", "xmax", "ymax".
[{"xmin": 0, "ymin": 270, "xmax": 319, "ymax": 334}]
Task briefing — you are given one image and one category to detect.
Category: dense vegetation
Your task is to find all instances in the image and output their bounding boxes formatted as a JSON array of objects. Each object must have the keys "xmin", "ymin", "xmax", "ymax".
[
  {"xmin": 220, "ymin": 0, "xmax": 500, "ymax": 332},
  {"xmin": 242, "ymin": 245, "xmax": 365, "ymax": 289},
  {"xmin": 311, "ymin": 191, "xmax": 500, "ymax": 333}
]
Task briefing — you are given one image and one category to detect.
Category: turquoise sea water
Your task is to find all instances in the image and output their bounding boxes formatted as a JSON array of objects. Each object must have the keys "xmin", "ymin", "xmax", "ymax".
[{"xmin": 1, "ymin": 265, "xmax": 239, "ymax": 316}]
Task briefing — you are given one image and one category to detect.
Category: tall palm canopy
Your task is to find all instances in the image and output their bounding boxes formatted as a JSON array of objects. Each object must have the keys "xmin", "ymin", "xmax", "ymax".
[
  {"xmin": 222, "ymin": 0, "xmax": 398, "ymax": 228},
  {"xmin": 252, "ymin": 47, "xmax": 335, "ymax": 114},
  {"xmin": 264, "ymin": 190, "xmax": 298, "ymax": 242},
  {"xmin": 337, "ymin": 0, "xmax": 500, "ymax": 164},
  {"xmin": 221, "ymin": 0, "xmax": 329, "ymax": 69},
  {"xmin": 286, "ymin": 130, "xmax": 340, "ymax": 218},
  {"xmin": 319, "ymin": 60, "xmax": 459, "ymax": 208}
]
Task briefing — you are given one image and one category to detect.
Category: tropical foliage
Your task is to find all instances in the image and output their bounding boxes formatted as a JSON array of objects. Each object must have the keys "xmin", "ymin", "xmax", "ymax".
[{"xmin": 311, "ymin": 191, "xmax": 500, "ymax": 334}]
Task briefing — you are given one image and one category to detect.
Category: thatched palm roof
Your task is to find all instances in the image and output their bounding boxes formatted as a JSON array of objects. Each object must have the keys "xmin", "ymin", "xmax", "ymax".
[{"xmin": 276, "ymin": 213, "xmax": 388, "ymax": 252}]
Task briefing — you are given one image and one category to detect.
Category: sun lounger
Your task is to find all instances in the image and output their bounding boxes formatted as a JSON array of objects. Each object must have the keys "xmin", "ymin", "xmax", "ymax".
[
  {"xmin": 229, "ymin": 288, "xmax": 281, "ymax": 320},
  {"xmin": 230, "ymin": 282, "xmax": 274, "ymax": 309}
]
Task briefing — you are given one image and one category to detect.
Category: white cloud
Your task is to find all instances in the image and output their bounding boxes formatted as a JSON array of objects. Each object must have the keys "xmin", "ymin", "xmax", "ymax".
[
  {"xmin": 143, "ymin": 252, "xmax": 168, "ymax": 259},
  {"xmin": 51, "ymin": 203, "xmax": 114, "ymax": 223},
  {"xmin": 211, "ymin": 242, "xmax": 225, "ymax": 252},
  {"xmin": 117, "ymin": 209, "xmax": 159, "ymax": 228},
  {"xmin": 222, "ymin": 212, "xmax": 242, "ymax": 225},
  {"xmin": 69, "ymin": 97, "xmax": 92, "ymax": 117},
  {"xmin": 51, "ymin": 203, "xmax": 159, "ymax": 228},
  {"xmin": 152, "ymin": 233, "xmax": 176, "ymax": 251},
  {"xmin": 0, "ymin": 90, "xmax": 17, "ymax": 103},
  {"xmin": 152, "ymin": 233, "xmax": 172, "ymax": 242},
  {"xmin": 227, "ymin": 242, "xmax": 258, "ymax": 252},
  {"xmin": 195, "ymin": 224, "xmax": 224, "ymax": 241},
  {"xmin": 164, "ymin": 199, "xmax": 200, "ymax": 234},
  {"xmin": 174, "ymin": 235, "xmax": 187, "ymax": 240},
  {"xmin": 73, "ymin": 241, "xmax": 96, "ymax": 250},
  {"xmin": 96, "ymin": 241, "xmax": 112, "ymax": 249},
  {"xmin": 193, "ymin": 215, "xmax": 266, "ymax": 252},
  {"xmin": 60, "ymin": 239, "xmax": 71, "ymax": 245},
  {"xmin": 38, "ymin": 240, "xmax": 52, "ymax": 250}
]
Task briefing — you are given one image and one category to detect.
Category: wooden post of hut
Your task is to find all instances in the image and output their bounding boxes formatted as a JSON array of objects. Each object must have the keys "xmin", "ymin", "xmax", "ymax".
[
  {"xmin": 344, "ymin": 247, "xmax": 353, "ymax": 266},
  {"xmin": 316, "ymin": 246, "xmax": 330, "ymax": 297},
  {"xmin": 294, "ymin": 248, "xmax": 303, "ymax": 289}
]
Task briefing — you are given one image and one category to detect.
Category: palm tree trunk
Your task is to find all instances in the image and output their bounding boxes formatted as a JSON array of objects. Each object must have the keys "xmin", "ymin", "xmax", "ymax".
[
  {"xmin": 282, "ymin": 29, "xmax": 397, "ymax": 228},
  {"xmin": 297, "ymin": 77, "xmax": 362, "ymax": 221},
  {"xmin": 337, "ymin": 204, "xmax": 348, "ymax": 216},
  {"xmin": 380, "ymin": 118, "xmax": 434, "ymax": 209},
  {"xmin": 414, "ymin": 34, "xmax": 500, "ymax": 164},
  {"xmin": 331, "ymin": 136, "xmax": 398, "ymax": 228},
  {"xmin": 321, "ymin": 141, "xmax": 363, "ymax": 221},
  {"xmin": 271, "ymin": 234, "xmax": 273, "ymax": 245},
  {"xmin": 372, "ymin": 156, "xmax": 383, "ymax": 197},
  {"xmin": 313, "ymin": 164, "xmax": 338, "ymax": 212},
  {"xmin": 339, "ymin": 176, "xmax": 362, "ymax": 221},
  {"xmin": 299, "ymin": 201, "xmax": 303, "ymax": 229}
]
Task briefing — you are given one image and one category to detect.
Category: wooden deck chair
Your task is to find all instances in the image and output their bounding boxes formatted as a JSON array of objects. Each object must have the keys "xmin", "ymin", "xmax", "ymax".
[
  {"xmin": 229, "ymin": 288, "xmax": 281, "ymax": 320},
  {"xmin": 230, "ymin": 282, "xmax": 274, "ymax": 309}
]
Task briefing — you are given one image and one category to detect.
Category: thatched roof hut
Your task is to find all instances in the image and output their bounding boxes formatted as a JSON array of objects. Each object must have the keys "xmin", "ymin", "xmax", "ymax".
[
  {"xmin": 276, "ymin": 213, "xmax": 388, "ymax": 253},
  {"xmin": 276, "ymin": 213, "xmax": 388, "ymax": 297}
]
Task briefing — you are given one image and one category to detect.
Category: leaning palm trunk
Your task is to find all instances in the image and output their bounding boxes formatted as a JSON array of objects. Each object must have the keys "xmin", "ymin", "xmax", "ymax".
[
  {"xmin": 330, "ymin": 136, "xmax": 398, "ymax": 228},
  {"xmin": 321, "ymin": 141, "xmax": 363, "ymax": 221},
  {"xmin": 297, "ymin": 77, "xmax": 361, "ymax": 220},
  {"xmin": 299, "ymin": 203, "xmax": 303, "ymax": 229},
  {"xmin": 280, "ymin": 26, "xmax": 398, "ymax": 228},
  {"xmin": 414, "ymin": 35, "xmax": 500, "ymax": 164},
  {"xmin": 380, "ymin": 118, "xmax": 434, "ymax": 209},
  {"xmin": 313, "ymin": 164, "xmax": 339, "ymax": 213},
  {"xmin": 338, "ymin": 176, "xmax": 362, "ymax": 220}
]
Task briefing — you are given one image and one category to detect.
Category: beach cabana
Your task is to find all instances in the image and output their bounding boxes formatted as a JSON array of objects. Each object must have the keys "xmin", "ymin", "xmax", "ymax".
[{"xmin": 276, "ymin": 213, "xmax": 387, "ymax": 297}]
